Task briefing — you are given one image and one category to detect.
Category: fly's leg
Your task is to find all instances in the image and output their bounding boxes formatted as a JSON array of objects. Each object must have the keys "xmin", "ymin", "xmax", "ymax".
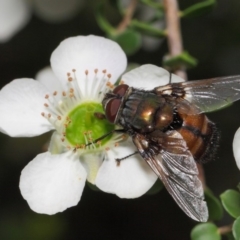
[{"xmin": 115, "ymin": 151, "xmax": 139, "ymax": 166}]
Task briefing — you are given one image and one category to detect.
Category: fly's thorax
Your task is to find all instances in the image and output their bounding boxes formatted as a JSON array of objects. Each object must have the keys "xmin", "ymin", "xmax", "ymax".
[{"xmin": 121, "ymin": 90, "xmax": 174, "ymax": 133}]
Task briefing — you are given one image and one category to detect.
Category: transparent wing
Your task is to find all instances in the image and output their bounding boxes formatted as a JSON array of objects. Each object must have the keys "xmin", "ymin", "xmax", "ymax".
[
  {"xmin": 133, "ymin": 131, "xmax": 208, "ymax": 222},
  {"xmin": 154, "ymin": 75, "xmax": 240, "ymax": 113}
]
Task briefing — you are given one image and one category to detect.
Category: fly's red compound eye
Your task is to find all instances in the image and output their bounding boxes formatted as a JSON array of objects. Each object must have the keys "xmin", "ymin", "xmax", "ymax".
[
  {"xmin": 113, "ymin": 84, "xmax": 129, "ymax": 97},
  {"xmin": 105, "ymin": 98, "xmax": 121, "ymax": 123}
]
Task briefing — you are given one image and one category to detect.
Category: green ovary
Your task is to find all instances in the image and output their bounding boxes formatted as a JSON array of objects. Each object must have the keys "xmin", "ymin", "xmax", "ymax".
[{"xmin": 65, "ymin": 102, "xmax": 114, "ymax": 147}]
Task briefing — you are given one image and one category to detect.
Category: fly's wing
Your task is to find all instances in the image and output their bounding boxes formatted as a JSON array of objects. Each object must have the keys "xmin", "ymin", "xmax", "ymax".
[
  {"xmin": 154, "ymin": 75, "xmax": 240, "ymax": 113},
  {"xmin": 132, "ymin": 130, "xmax": 208, "ymax": 222}
]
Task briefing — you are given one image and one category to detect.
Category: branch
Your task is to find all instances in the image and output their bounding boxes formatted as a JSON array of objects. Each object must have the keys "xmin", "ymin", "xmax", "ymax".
[
  {"xmin": 163, "ymin": 0, "xmax": 207, "ymax": 187},
  {"xmin": 163, "ymin": 0, "xmax": 187, "ymax": 80},
  {"xmin": 117, "ymin": 0, "xmax": 138, "ymax": 33},
  {"xmin": 218, "ymin": 224, "xmax": 233, "ymax": 235}
]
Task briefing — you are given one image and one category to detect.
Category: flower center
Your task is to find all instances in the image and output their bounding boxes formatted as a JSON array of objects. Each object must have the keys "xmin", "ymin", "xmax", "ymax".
[
  {"xmin": 42, "ymin": 68, "xmax": 125, "ymax": 154},
  {"xmin": 65, "ymin": 102, "xmax": 114, "ymax": 147}
]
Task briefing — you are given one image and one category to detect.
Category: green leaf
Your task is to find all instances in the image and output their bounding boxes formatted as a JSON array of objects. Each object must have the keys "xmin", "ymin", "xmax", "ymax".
[
  {"xmin": 146, "ymin": 179, "xmax": 164, "ymax": 195},
  {"xmin": 205, "ymin": 188, "xmax": 223, "ymax": 221},
  {"xmin": 163, "ymin": 51, "xmax": 198, "ymax": 69},
  {"xmin": 233, "ymin": 217, "xmax": 240, "ymax": 240},
  {"xmin": 95, "ymin": 2, "xmax": 115, "ymax": 34},
  {"xmin": 140, "ymin": 0, "xmax": 164, "ymax": 10},
  {"xmin": 180, "ymin": 0, "xmax": 216, "ymax": 18},
  {"xmin": 130, "ymin": 19, "xmax": 166, "ymax": 37},
  {"xmin": 226, "ymin": 232, "xmax": 235, "ymax": 240},
  {"xmin": 108, "ymin": 29, "xmax": 141, "ymax": 56},
  {"xmin": 220, "ymin": 190, "xmax": 240, "ymax": 218},
  {"xmin": 191, "ymin": 223, "xmax": 221, "ymax": 240},
  {"xmin": 87, "ymin": 181, "xmax": 101, "ymax": 192},
  {"xmin": 237, "ymin": 183, "xmax": 240, "ymax": 192}
]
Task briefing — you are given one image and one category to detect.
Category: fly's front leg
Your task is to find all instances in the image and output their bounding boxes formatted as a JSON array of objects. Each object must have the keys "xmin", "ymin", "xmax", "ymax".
[{"xmin": 115, "ymin": 151, "xmax": 139, "ymax": 166}]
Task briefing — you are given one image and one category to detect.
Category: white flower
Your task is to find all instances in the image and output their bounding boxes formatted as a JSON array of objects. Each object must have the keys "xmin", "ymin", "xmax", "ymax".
[
  {"xmin": 0, "ymin": 0, "xmax": 84, "ymax": 43},
  {"xmin": 233, "ymin": 127, "xmax": 240, "ymax": 169},
  {"xmin": 0, "ymin": 35, "xmax": 184, "ymax": 215}
]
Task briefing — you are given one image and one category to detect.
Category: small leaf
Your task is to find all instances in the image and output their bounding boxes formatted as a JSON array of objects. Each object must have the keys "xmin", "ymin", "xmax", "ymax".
[
  {"xmin": 140, "ymin": 0, "xmax": 164, "ymax": 10},
  {"xmin": 95, "ymin": 2, "xmax": 115, "ymax": 34},
  {"xmin": 233, "ymin": 216, "xmax": 240, "ymax": 240},
  {"xmin": 146, "ymin": 179, "xmax": 164, "ymax": 195},
  {"xmin": 180, "ymin": 0, "xmax": 216, "ymax": 18},
  {"xmin": 237, "ymin": 183, "xmax": 240, "ymax": 192},
  {"xmin": 163, "ymin": 51, "xmax": 198, "ymax": 69},
  {"xmin": 87, "ymin": 181, "xmax": 100, "ymax": 192},
  {"xmin": 108, "ymin": 30, "xmax": 141, "ymax": 56},
  {"xmin": 191, "ymin": 223, "xmax": 221, "ymax": 240},
  {"xmin": 205, "ymin": 188, "xmax": 223, "ymax": 221},
  {"xmin": 220, "ymin": 190, "xmax": 240, "ymax": 218},
  {"xmin": 130, "ymin": 19, "xmax": 166, "ymax": 37},
  {"xmin": 226, "ymin": 232, "xmax": 235, "ymax": 240}
]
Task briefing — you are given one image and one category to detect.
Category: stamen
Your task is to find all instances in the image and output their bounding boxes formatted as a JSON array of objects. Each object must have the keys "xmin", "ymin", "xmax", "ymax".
[{"xmin": 42, "ymin": 66, "xmax": 119, "ymax": 155}]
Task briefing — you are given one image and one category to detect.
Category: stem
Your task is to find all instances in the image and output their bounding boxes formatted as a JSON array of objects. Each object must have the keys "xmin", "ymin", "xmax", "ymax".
[
  {"xmin": 163, "ymin": 0, "xmax": 187, "ymax": 80},
  {"xmin": 163, "ymin": 0, "xmax": 206, "ymax": 187},
  {"xmin": 218, "ymin": 224, "xmax": 233, "ymax": 235},
  {"xmin": 117, "ymin": 0, "xmax": 138, "ymax": 33}
]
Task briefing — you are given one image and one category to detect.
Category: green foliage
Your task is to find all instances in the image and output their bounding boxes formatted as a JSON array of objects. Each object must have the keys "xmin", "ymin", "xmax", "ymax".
[
  {"xmin": 95, "ymin": 2, "xmax": 115, "ymax": 35},
  {"xmin": 163, "ymin": 51, "xmax": 198, "ymax": 69},
  {"xmin": 130, "ymin": 19, "xmax": 166, "ymax": 37},
  {"xmin": 180, "ymin": 0, "xmax": 216, "ymax": 18},
  {"xmin": 0, "ymin": 214, "xmax": 67, "ymax": 240},
  {"xmin": 205, "ymin": 188, "xmax": 223, "ymax": 221},
  {"xmin": 220, "ymin": 190, "xmax": 240, "ymax": 218},
  {"xmin": 108, "ymin": 30, "xmax": 142, "ymax": 56},
  {"xmin": 191, "ymin": 223, "xmax": 221, "ymax": 240},
  {"xmin": 146, "ymin": 179, "xmax": 164, "ymax": 195},
  {"xmin": 233, "ymin": 217, "xmax": 240, "ymax": 240},
  {"xmin": 87, "ymin": 181, "xmax": 101, "ymax": 191}
]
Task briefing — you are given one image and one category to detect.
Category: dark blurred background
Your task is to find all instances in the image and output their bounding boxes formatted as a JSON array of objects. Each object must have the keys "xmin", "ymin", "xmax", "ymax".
[{"xmin": 0, "ymin": 0, "xmax": 240, "ymax": 239}]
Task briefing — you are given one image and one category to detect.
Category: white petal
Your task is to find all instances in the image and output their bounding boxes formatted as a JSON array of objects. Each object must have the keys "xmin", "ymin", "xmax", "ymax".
[
  {"xmin": 50, "ymin": 35, "xmax": 127, "ymax": 94},
  {"xmin": 19, "ymin": 151, "xmax": 87, "ymax": 215},
  {"xmin": 80, "ymin": 152, "xmax": 104, "ymax": 184},
  {"xmin": 233, "ymin": 127, "xmax": 240, "ymax": 169},
  {"xmin": 96, "ymin": 139, "xmax": 158, "ymax": 198},
  {"xmin": 48, "ymin": 131, "xmax": 67, "ymax": 154},
  {"xmin": 122, "ymin": 64, "xmax": 184, "ymax": 89},
  {"xmin": 0, "ymin": 78, "xmax": 53, "ymax": 137},
  {"xmin": 32, "ymin": 0, "xmax": 84, "ymax": 23},
  {"xmin": 0, "ymin": 0, "xmax": 31, "ymax": 42},
  {"xmin": 36, "ymin": 66, "xmax": 63, "ymax": 94}
]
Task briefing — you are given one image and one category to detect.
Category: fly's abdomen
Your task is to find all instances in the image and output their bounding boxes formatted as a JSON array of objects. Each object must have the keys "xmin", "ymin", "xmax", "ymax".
[{"xmin": 177, "ymin": 113, "xmax": 220, "ymax": 162}]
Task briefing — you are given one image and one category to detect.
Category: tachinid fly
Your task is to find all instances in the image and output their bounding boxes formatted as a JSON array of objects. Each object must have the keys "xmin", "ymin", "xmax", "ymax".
[{"xmin": 100, "ymin": 70, "xmax": 240, "ymax": 222}]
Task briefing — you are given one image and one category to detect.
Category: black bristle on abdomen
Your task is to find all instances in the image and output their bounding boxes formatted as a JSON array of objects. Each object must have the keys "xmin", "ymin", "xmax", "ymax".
[{"xmin": 197, "ymin": 121, "xmax": 220, "ymax": 163}]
